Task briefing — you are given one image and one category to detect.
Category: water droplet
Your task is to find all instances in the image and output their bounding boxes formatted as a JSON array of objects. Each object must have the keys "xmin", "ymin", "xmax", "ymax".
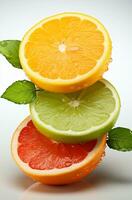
[
  {"xmin": 76, "ymin": 172, "xmax": 83, "ymax": 177},
  {"xmin": 109, "ymin": 57, "xmax": 113, "ymax": 63},
  {"xmin": 65, "ymin": 161, "xmax": 72, "ymax": 167}
]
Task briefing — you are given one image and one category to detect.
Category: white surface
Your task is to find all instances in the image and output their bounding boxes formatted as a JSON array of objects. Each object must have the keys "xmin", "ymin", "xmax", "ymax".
[{"xmin": 0, "ymin": 0, "xmax": 132, "ymax": 199}]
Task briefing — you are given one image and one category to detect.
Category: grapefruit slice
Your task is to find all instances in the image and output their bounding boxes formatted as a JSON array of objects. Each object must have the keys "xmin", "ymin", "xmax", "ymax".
[
  {"xmin": 11, "ymin": 116, "xmax": 106, "ymax": 185},
  {"xmin": 19, "ymin": 12, "xmax": 112, "ymax": 93},
  {"xmin": 30, "ymin": 79, "xmax": 120, "ymax": 143}
]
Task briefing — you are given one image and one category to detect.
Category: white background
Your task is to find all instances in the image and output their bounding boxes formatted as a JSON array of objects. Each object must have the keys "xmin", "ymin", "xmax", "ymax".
[{"xmin": 0, "ymin": 0, "xmax": 132, "ymax": 199}]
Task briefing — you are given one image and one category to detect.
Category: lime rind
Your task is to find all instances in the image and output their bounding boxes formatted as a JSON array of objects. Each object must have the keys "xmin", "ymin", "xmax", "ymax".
[{"xmin": 30, "ymin": 79, "xmax": 121, "ymax": 143}]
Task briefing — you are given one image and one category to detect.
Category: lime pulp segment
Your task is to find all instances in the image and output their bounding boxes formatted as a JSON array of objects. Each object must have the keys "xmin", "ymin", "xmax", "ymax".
[{"xmin": 30, "ymin": 79, "xmax": 121, "ymax": 143}]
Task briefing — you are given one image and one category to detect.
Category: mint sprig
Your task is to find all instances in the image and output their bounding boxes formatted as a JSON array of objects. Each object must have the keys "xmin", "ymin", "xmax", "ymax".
[
  {"xmin": 0, "ymin": 40, "xmax": 22, "ymax": 68},
  {"xmin": 107, "ymin": 127, "xmax": 132, "ymax": 151},
  {"xmin": 1, "ymin": 80, "xmax": 36, "ymax": 104}
]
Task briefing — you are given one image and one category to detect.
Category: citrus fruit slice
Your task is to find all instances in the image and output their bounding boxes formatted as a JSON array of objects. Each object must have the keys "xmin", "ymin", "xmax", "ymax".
[
  {"xmin": 30, "ymin": 79, "xmax": 120, "ymax": 143},
  {"xmin": 11, "ymin": 116, "xmax": 106, "ymax": 185},
  {"xmin": 19, "ymin": 12, "xmax": 112, "ymax": 93}
]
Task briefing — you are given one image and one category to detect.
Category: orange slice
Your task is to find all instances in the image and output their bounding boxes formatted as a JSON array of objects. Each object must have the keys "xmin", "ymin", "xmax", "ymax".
[
  {"xmin": 19, "ymin": 12, "xmax": 112, "ymax": 93},
  {"xmin": 11, "ymin": 116, "xmax": 106, "ymax": 185}
]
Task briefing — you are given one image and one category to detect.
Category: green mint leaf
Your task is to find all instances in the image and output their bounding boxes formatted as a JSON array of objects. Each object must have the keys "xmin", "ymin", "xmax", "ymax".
[
  {"xmin": 1, "ymin": 80, "xmax": 36, "ymax": 104},
  {"xmin": 107, "ymin": 127, "xmax": 132, "ymax": 151},
  {"xmin": 0, "ymin": 40, "xmax": 22, "ymax": 68}
]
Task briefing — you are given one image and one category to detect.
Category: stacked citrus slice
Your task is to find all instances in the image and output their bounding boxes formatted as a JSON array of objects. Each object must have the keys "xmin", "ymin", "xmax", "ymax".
[
  {"xmin": 11, "ymin": 12, "xmax": 121, "ymax": 185},
  {"xmin": 11, "ymin": 117, "xmax": 106, "ymax": 185},
  {"xmin": 19, "ymin": 12, "xmax": 112, "ymax": 93}
]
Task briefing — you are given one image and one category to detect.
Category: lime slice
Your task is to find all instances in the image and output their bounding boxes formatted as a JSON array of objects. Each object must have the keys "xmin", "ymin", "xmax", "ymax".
[{"xmin": 30, "ymin": 79, "xmax": 120, "ymax": 143}]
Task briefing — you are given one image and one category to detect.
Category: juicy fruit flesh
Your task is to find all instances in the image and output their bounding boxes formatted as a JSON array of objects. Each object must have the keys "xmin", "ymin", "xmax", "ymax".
[
  {"xmin": 25, "ymin": 16, "xmax": 104, "ymax": 80},
  {"xmin": 18, "ymin": 120, "xmax": 97, "ymax": 170},
  {"xmin": 30, "ymin": 81, "xmax": 115, "ymax": 132}
]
